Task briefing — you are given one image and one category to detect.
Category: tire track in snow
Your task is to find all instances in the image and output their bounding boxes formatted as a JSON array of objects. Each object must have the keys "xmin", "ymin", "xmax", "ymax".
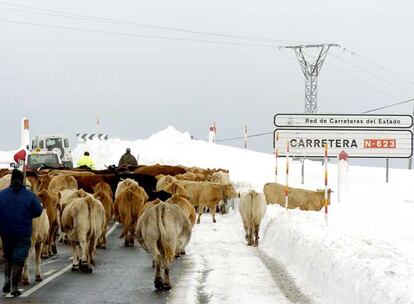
[
  {"xmin": 195, "ymin": 258, "xmax": 212, "ymax": 304},
  {"xmin": 255, "ymin": 249, "xmax": 312, "ymax": 304}
]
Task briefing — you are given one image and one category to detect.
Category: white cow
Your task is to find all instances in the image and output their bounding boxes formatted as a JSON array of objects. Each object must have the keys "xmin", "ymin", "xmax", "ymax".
[{"xmin": 238, "ymin": 190, "xmax": 267, "ymax": 246}]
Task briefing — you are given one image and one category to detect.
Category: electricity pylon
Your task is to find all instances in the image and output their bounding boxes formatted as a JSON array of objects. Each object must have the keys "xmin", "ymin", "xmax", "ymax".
[{"xmin": 283, "ymin": 44, "xmax": 340, "ymax": 113}]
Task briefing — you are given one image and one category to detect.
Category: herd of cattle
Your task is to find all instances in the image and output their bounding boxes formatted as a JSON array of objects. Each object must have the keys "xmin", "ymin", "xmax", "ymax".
[{"xmin": 0, "ymin": 164, "xmax": 332, "ymax": 291}]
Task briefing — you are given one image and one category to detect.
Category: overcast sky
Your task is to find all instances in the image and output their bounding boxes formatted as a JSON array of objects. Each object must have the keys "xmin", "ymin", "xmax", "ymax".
[{"xmin": 1, "ymin": 0, "xmax": 413, "ymax": 167}]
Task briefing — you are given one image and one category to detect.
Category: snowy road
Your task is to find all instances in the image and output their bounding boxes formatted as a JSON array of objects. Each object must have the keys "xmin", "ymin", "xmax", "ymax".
[{"xmin": 169, "ymin": 207, "xmax": 312, "ymax": 304}]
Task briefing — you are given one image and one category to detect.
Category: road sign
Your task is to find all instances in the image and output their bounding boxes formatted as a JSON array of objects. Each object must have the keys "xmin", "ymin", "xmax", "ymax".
[
  {"xmin": 274, "ymin": 114, "xmax": 413, "ymax": 129},
  {"xmin": 273, "ymin": 129, "xmax": 413, "ymax": 158}
]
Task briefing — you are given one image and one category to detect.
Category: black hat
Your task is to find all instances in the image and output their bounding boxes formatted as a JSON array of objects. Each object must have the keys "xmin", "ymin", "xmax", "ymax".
[
  {"xmin": 84, "ymin": 151, "xmax": 90, "ymax": 156},
  {"xmin": 10, "ymin": 169, "xmax": 24, "ymax": 192}
]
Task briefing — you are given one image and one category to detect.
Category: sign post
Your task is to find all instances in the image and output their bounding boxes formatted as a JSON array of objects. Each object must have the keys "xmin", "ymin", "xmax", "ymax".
[{"xmin": 338, "ymin": 150, "xmax": 349, "ymax": 203}]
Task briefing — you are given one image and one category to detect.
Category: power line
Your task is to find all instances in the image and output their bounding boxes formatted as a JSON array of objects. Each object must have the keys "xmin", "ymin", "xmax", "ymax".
[
  {"xmin": 216, "ymin": 132, "xmax": 273, "ymax": 142},
  {"xmin": 0, "ymin": 18, "xmax": 279, "ymax": 48},
  {"xmin": 361, "ymin": 97, "xmax": 414, "ymax": 114},
  {"xmin": 329, "ymin": 53, "xmax": 414, "ymax": 95},
  {"xmin": 0, "ymin": 1, "xmax": 308, "ymax": 45},
  {"xmin": 323, "ymin": 61, "xmax": 401, "ymax": 100},
  {"xmin": 343, "ymin": 47, "xmax": 414, "ymax": 88}
]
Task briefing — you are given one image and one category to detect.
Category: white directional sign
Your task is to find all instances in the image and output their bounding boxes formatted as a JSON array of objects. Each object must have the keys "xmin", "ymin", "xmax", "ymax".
[
  {"xmin": 274, "ymin": 114, "xmax": 413, "ymax": 129},
  {"xmin": 274, "ymin": 129, "xmax": 413, "ymax": 158}
]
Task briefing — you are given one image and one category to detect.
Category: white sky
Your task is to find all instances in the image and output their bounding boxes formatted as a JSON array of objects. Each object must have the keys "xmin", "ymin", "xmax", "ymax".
[{"xmin": 0, "ymin": 0, "xmax": 413, "ymax": 160}]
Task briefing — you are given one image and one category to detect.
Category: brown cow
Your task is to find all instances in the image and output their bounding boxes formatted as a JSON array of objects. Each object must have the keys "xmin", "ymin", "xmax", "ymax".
[
  {"xmin": 48, "ymin": 175, "xmax": 78, "ymax": 192},
  {"xmin": 165, "ymin": 195, "xmax": 196, "ymax": 227},
  {"xmin": 22, "ymin": 210, "xmax": 50, "ymax": 284},
  {"xmin": 93, "ymin": 190, "xmax": 113, "ymax": 249},
  {"xmin": 93, "ymin": 182, "xmax": 113, "ymax": 199},
  {"xmin": 0, "ymin": 168, "xmax": 11, "ymax": 178},
  {"xmin": 57, "ymin": 189, "xmax": 90, "ymax": 244},
  {"xmin": 142, "ymin": 198, "xmax": 163, "ymax": 214},
  {"xmin": 114, "ymin": 178, "xmax": 139, "ymax": 200},
  {"xmin": 157, "ymin": 176, "xmax": 238, "ymax": 223},
  {"xmin": 61, "ymin": 195, "xmax": 106, "ymax": 273},
  {"xmin": 37, "ymin": 189, "xmax": 60, "ymax": 258},
  {"xmin": 135, "ymin": 202, "xmax": 192, "ymax": 291},
  {"xmin": 263, "ymin": 182, "xmax": 332, "ymax": 211},
  {"xmin": 114, "ymin": 185, "xmax": 148, "ymax": 246},
  {"xmin": 134, "ymin": 164, "xmax": 186, "ymax": 177}
]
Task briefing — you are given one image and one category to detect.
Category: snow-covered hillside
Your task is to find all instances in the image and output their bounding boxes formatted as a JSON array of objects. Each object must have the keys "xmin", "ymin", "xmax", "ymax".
[{"xmin": 2, "ymin": 126, "xmax": 413, "ymax": 303}]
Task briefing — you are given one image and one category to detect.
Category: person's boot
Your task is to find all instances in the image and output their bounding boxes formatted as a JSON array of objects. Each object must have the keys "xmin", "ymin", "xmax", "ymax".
[
  {"xmin": 2, "ymin": 261, "xmax": 11, "ymax": 293},
  {"xmin": 11, "ymin": 264, "xmax": 23, "ymax": 297}
]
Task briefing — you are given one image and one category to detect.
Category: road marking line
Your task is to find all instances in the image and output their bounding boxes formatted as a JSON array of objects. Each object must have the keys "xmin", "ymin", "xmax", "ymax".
[
  {"xmin": 21, "ymin": 264, "xmax": 72, "ymax": 298},
  {"xmin": 42, "ymin": 269, "xmax": 57, "ymax": 276},
  {"xmin": 20, "ymin": 222, "xmax": 119, "ymax": 298},
  {"xmin": 106, "ymin": 222, "xmax": 118, "ymax": 237}
]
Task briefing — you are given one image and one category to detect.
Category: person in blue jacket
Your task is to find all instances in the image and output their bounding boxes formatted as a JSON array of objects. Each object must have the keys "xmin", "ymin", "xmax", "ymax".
[{"xmin": 0, "ymin": 169, "xmax": 43, "ymax": 297}]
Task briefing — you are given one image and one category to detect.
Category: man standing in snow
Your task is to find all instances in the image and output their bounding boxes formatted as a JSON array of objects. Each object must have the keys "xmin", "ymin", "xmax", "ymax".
[
  {"xmin": 76, "ymin": 151, "xmax": 95, "ymax": 170},
  {"xmin": 0, "ymin": 169, "xmax": 43, "ymax": 297},
  {"xmin": 118, "ymin": 148, "xmax": 138, "ymax": 168}
]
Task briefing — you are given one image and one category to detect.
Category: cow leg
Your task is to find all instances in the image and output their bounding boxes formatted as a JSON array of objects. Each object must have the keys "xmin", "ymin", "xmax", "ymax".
[
  {"xmin": 154, "ymin": 257, "xmax": 163, "ymax": 291},
  {"xmin": 41, "ymin": 238, "xmax": 49, "ymax": 259},
  {"xmin": 163, "ymin": 266, "xmax": 172, "ymax": 291},
  {"xmin": 101, "ymin": 225, "xmax": 108, "ymax": 249},
  {"xmin": 128, "ymin": 229, "xmax": 134, "ymax": 246},
  {"xmin": 247, "ymin": 227, "xmax": 254, "ymax": 246},
  {"xmin": 253, "ymin": 224, "xmax": 260, "ymax": 247},
  {"xmin": 242, "ymin": 221, "xmax": 249, "ymax": 241},
  {"xmin": 35, "ymin": 242, "xmax": 43, "ymax": 282},
  {"xmin": 50, "ymin": 224, "xmax": 59, "ymax": 256},
  {"xmin": 211, "ymin": 206, "xmax": 217, "ymax": 223},
  {"xmin": 197, "ymin": 205, "xmax": 204, "ymax": 224},
  {"xmin": 21, "ymin": 249, "xmax": 31, "ymax": 285},
  {"xmin": 71, "ymin": 243, "xmax": 79, "ymax": 271},
  {"xmin": 79, "ymin": 237, "xmax": 92, "ymax": 273}
]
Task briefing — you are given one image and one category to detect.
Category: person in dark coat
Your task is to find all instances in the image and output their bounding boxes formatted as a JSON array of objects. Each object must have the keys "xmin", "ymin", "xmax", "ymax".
[
  {"xmin": 0, "ymin": 169, "xmax": 43, "ymax": 297},
  {"xmin": 118, "ymin": 148, "xmax": 138, "ymax": 168}
]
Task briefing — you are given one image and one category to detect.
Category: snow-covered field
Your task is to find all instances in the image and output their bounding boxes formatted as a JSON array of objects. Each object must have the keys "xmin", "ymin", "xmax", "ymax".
[{"xmin": 1, "ymin": 126, "xmax": 414, "ymax": 303}]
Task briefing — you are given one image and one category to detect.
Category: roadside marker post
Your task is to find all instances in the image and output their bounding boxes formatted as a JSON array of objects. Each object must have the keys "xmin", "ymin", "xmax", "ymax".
[
  {"xmin": 275, "ymin": 131, "xmax": 279, "ymax": 182},
  {"xmin": 285, "ymin": 140, "xmax": 289, "ymax": 210},
  {"xmin": 244, "ymin": 125, "xmax": 248, "ymax": 149},
  {"xmin": 324, "ymin": 144, "xmax": 328, "ymax": 215}
]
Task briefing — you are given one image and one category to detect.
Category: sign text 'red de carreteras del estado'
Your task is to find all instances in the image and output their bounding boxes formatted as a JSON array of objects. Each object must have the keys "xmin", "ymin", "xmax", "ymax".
[{"xmin": 273, "ymin": 114, "xmax": 413, "ymax": 158}]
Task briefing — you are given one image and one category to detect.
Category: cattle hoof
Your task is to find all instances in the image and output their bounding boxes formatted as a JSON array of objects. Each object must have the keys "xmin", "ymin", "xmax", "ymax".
[
  {"xmin": 154, "ymin": 278, "xmax": 163, "ymax": 291},
  {"xmin": 52, "ymin": 245, "xmax": 58, "ymax": 254},
  {"xmin": 163, "ymin": 284, "xmax": 172, "ymax": 291},
  {"xmin": 86, "ymin": 267, "xmax": 93, "ymax": 274},
  {"xmin": 71, "ymin": 265, "xmax": 79, "ymax": 272},
  {"xmin": 22, "ymin": 279, "xmax": 30, "ymax": 285},
  {"xmin": 180, "ymin": 250, "xmax": 186, "ymax": 255},
  {"xmin": 213, "ymin": 219, "xmax": 217, "ymax": 223},
  {"xmin": 41, "ymin": 254, "xmax": 49, "ymax": 259},
  {"xmin": 35, "ymin": 275, "xmax": 43, "ymax": 282},
  {"xmin": 101, "ymin": 245, "xmax": 106, "ymax": 250}
]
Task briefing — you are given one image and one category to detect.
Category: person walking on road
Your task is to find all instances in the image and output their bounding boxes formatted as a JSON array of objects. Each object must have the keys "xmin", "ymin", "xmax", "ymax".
[
  {"xmin": 118, "ymin": 148, "xmax": 138, "ymax": 168},
  {"xmin": 76, "ymin": 151, "xmax": 95, "ymax": 170},
  {"xmin": 0, "ymin": 169, "xmax": 43, "ymax": 297}
]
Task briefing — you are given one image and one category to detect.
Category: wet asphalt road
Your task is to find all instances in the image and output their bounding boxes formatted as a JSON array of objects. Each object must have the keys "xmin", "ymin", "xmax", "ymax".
[{"xmin": 1, "ymin": 222, "xmax": 185, "ymax": 304}]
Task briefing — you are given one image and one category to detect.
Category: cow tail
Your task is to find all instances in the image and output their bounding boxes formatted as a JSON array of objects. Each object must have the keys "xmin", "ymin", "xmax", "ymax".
[
  {"xmin": 119, "ymin": 192, "xmax": 133, "ymax": 239},
  {"xmin": 158, "ymin": 205, "xmax": 174, "ymax": 264},
  {"xmin": 85, "ymin": 196, "xmax": 96, "ymax": 241}
]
